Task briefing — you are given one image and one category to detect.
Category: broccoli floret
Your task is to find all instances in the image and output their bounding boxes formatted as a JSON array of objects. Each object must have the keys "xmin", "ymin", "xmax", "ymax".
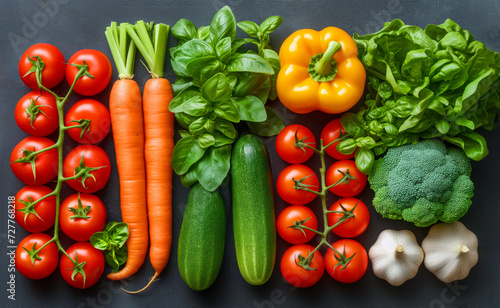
[{"xmin": 368, "ymin": 139, "xmax": 474, "ymax": 227}]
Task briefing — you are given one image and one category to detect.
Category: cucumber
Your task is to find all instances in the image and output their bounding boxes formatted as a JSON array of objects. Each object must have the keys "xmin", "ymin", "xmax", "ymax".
[
  {"xmin": 231, "ymin": 134, "xmax": 276, "ymax": 285},
  {"xmin": 177, "ymin": 183, "xmax": 226, "ymax": 291}
]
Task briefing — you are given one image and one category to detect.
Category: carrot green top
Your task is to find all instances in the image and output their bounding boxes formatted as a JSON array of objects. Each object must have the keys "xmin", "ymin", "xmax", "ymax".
[{"xmin": 105, "ymin": 22, "xmax": 137, "ymax": 79}]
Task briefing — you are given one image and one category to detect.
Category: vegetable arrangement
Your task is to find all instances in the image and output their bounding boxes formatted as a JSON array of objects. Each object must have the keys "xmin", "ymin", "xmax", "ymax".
[
  {"xmin": 335, "ymin": 19, "xmax": 500, "ymax": 174},
  {"xmin": 11, "ymin": 43, "xmax": 115, "ymax": 289},
  {"xmin": 8, "ymin": 6, "xmax": 496, "ymax": 299}
]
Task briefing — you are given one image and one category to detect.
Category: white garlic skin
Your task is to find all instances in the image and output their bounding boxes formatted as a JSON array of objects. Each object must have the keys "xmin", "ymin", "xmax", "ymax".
[
  {"xmin": 369, "ymin": 229, "xmax": 424, "ymax": 286},
  {"xmin": 422, "ymin": 221, "xmax": 478, "ymax": 283}
]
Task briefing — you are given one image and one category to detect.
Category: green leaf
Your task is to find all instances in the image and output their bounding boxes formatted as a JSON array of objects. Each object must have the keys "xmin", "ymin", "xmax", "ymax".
[
  {"xmin": 107, "ymin": 222, "xmax": 129, "ymax": 248},
  {"xmin": 201, "ymin": 72, "xmax": 232, "ymax": 103},
  {"xmin": 228, "ymin": 53, "xmax": 274, "ymax": 74},
  {"xmin": 237, "ymin": 20, "xmax": 260, "ymax": 38},
  {"xmin": 186, "ymin": 56, "xmax": 224, "ymax": 84},
  {"xmin": 170, "ymin": 94, "xmax": 212, "ymax": 117},
  {"xmin": 197, "ymin": 134, "xmax": 216, "ymax": 148},
  {"xmin": 169, "ymin": 88, "xmax": 200, "ymax": 112},
  {"xmin": 213, "ymin": 131, "xmax": 237, "ymax": 147},
  {"xmin": 171, "ymin": 135, "xmax": 207, "ymax": 175},
  {"xmin": 209, "ymin": 6, "xmax": 237, "ymax": 44},
  {"xmin": 189, "ymin": 116, "xmax": 214, "ymax": 135},
  {"xmin": 259, "ymin": 48, "xmax": 280, "ymax": 100},
  {"xmin": 180, "ymin": 164, "xmax": 199, "ymax": 188},
  {"xmin": 216, "ymin": 37, "xmax": 232, "ymax": 64},
  {"xmin": 172, "ymin": 19, "xmax": 197, "ymax": 45},
  {"xmin": 90, "ymin": 232, "xmax": 109, "ymax": 250},
  {"xmin": 259, "ymin": 16, "xmax": 283, "ymax": 34},
  {"xmin": 174, "ymin": 112, "xmax": 197, "ymax": 129},
  {"xmin": 354, "ymin": 148, "xmax": 375, "ymax": 175},
  {"xmin": 213, "ymin": 100, "xmax": 240, "ymax": 122},
  {"xmin": 231, "ymin": 95, "xmax": 267, "ymax": 122},
  {"xmin": 215, "ymin": 120, "xmax": 237, "ymax": 139},
  {"xmin": 247, "ymin": 106, "xmax": 284, "ymax": 136},
  {"xmin": 196, "ymin": 26, "xmax": 210, "ymax": 41},
  {"xmin": 442, "ymin": 131, "xmax": 489, "ymax": 161},
  {"xmin": 231, "ymin": 38, "xmax": 257, "ymax": 53},
  {"xmin": 233, "ymin": 73, "xmax": 271, "ymax": 104},
  {"xmin": 196, "ymin": 145, "xmax": 232, "ymax": 192}
]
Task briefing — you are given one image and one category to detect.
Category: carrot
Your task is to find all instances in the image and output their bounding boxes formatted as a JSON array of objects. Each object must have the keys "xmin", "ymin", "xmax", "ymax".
[
  {"xmin": 107, "ymin": 79, "xmax": 149, "ymax": 280},
  {"xmin": 124, "ymin": 21, "xmax": 173, "ymax": 292},
  {"xmin": 104, "ymin": 22, "xmax": 149, "ymax": 280}
]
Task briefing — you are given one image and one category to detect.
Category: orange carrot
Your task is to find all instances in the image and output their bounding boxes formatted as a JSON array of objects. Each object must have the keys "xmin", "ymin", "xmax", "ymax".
[
  {"xmin": 130, "ymin": 77, "xmax": 175, "ymax": 292},
  {"xmin": 106, "ymin": 78, "xmax": 149, "ymax": 281}
]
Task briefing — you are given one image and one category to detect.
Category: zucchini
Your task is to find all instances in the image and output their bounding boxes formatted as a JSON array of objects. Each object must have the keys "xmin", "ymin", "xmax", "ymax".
[
  {"xmin": 231, "ymin": 134, "xmax": 276, "ymax": 285},
  {"xmin": 177, "ymin": 183, "xmax": 226, "ymax": 291}
]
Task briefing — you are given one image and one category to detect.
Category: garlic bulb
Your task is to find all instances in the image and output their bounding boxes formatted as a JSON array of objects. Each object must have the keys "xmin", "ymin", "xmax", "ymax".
[
  {"xmin": 422, "ymin": 221, "xmax": 478, "ymax": 283},
  {"xmin": 369, "ymin": 229, "xmax": 424, "ymax": 286}
]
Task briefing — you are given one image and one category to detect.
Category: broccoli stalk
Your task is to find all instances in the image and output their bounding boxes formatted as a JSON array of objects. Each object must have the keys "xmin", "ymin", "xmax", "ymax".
[{"xmin": 368, "ymin": 139, "xmax": 474, "ymax": 227}]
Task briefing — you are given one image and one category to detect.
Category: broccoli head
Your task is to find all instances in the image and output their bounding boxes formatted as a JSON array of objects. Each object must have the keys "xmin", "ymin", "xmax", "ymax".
[{"xmin": 368, "ymin": 139, "xmax": 474, "ymax": 227}]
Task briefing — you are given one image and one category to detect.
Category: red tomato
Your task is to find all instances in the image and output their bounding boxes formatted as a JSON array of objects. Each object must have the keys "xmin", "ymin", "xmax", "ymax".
[
  {"xmin": 60, "ymin": 193, "xmax": 106, "ymax": 241},
  {"xmin": 65, "ymin": 49, "xmax": 112, "ymax": 96},
  {"xmin": 328, "ymin": 198, "xmax": 370, "ymax": 238},
  {"xmin": 276, "ymin": 124, "xmax": 316, "ymax": 164},
  {"xmin": 10, "ymin": 136, "xmax": 58, "ymax": 185},
  {"xmin": 14, "ymin": 185, "xmax": 56, "ymax": 233},
  {"xmin": 277, "ymin": 164, "xmax": 319, "ymax": 204},
  {"xmin": 277, "ymin": 205, "xmax": 318, "ymax": 244},
  {"xmin": 18, "ymin": 43, "xmax": 65, "ymax": 90},
  {"xmin": 15, "ymin": 90, "xmax": 59, "ymax": 136},
  {"xmin": 65, "ymin": 99, "xmax": 111, "ymax": 144},
  {"xmin": 281, "ymin": 244, "xmax": 324, "ymax": 288},
  {"xmin": 326, "ymin": 160, "xmax": 366, "ymax": 197},
  {"xmin": 15, "ymin": 233, "xmax": 58, "ymax": 280},
  {"xmin": 63, "ymin": 145, "xmax": 111, "ymax": 193},
  {"xmin": 60, "ymin": 242, "xmax": 105, "ymax": 289},
  {"xmin": 325, "ymin": 239, "xmax": 368, "ymax": 283},
  {"xmin": 321, "ymin": 119, "xmax": 356, "ymax": 160}
]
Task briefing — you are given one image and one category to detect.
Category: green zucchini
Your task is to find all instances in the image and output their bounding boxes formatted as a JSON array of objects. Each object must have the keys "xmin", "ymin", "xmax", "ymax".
[
  {"xmin": 231, "ymin": 134, "xmax": 276, "ymax": 285},
  {"xmin": 177, "ymin": 183, "xmax": 226, "ymax": 291}
]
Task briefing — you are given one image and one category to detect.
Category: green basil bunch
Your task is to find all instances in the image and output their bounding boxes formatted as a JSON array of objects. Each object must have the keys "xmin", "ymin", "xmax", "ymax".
[
  {"xmin": 338, "ymin": 19, "xmax": 500, "ymax": 174},
  {"xmin": 90, "ymin": 222, "xmax": 129, "ymax": 272},
  {"xmin": 169, "ymin": 6, "xmax": 284, "ymax": 191}
]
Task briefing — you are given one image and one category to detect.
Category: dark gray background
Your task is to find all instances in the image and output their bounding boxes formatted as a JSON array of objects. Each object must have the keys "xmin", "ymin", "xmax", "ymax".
[{"xmin": 1, "ymin": 0, "xmax": 500, "ymax": 307}]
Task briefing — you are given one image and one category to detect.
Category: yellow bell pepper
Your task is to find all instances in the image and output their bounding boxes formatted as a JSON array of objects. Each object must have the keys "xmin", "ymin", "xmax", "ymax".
[{"xmin": 277, "ymin": 27, "xmax": 366, "ymax": 114}]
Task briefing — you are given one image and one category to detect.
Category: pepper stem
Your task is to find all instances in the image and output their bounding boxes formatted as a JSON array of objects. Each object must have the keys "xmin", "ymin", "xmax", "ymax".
[
  {"xmin": 308, "ymin": 41, "xmax": 342, "ymax": 82},
  {"xmin": 315, "ymin": 41, "xmax": 341, "ymax": 76}
]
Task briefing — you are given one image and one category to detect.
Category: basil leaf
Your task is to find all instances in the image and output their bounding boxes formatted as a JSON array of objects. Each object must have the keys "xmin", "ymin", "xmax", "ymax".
[
  {"xmin": 90, "ymin": 232, "xmax": 109, "ymax": 250},
  {"xmin": 169, "ymin": 88, "xmax": 200, "ymax": 112},
  {"xmin": 237, "ymin": 20, "xmax": 260, "ymax": 38},
  {"xmin": 175, "ymin": 112, "xmax": 197, "ymax": 129},
  {"xmin": 216, "ymin": 37, "xmax": 232, "ymax": 64},
  {"xmin": 215, "ymin": 120, "xmax": 237, "ymax": 139},
  {"xmin": 189, "ymin": 116, "xmax": 214, "ymax": 135},
  {"xmin": 197, "ymin": 134, "xmax": 216, "ymax": 148},
  {"xmin": 231, "ymin": 38, "xmax": 257, "ymax": 53},
  {"xmin": 209, "ymin": 5, "xmax": 236, "ymax": 44},
  {"xmin": 213, "ymin": 131, "xmax": 237, "ymax": 147},
  {"xmin": 354, "ymin": 148, "xmax": 375, "ymax": 175},
  {"xmin": 171, "ymin": 135, "xmax": 207, "ymax": 175},
  {"xmin": 231, "ymin": 95, "xmax": 266, "ymax": 122},
  {"xmin": 196, "ymin": 145, "xmax": 232, "ymax": 192},
  {"xmin": 186, "ymin": 56, "xmax": 224, "ymax": 85},
  {"xmin": 105, "ymin": 244, "xmax": 128, "ymax": 273},
  {"xmin": 172, "ymin": 19, "xmax": 197, "ymax": 45},
  {"xmin": 180, "ymin": 164, "xmax": 199, "ymax": 188},
  {"xmin": 196, "ymin": 26, "xmax": 210, "ymax": 41},
  {"xmin": 213, "ymin": 100, "xmax": 240, "ymax": 123},
  {"xmin": 247, "ymin": 106, "xmax": 284, "ymax": 136},
  {"xmin": 171, "ymin": 39, "xmax": 214, "ymax": 64},
  {"xmin": 259, "ymin": 16, "xmax": 283, "ymax": 35},
  {"xmin": 170, "ymin": 94, "xmax": 212, "ymax": 117},
  {"xmin": 259, "ymin": 48, "xmax": 280, "ymax": 100},
  {"xmin": 201, "ymin": 72, "xmax": 232, "ymax": 103},
  {"xmin": 107, "ymin": 222, "xmax": 129, "ymax": 248},
  {"xmin": 233, "ymin": 73, "xmax": 271, "ymax": 104},
  {"xmin": 228, "ymin": 53, "xmax": 274, "ymax": 74}
]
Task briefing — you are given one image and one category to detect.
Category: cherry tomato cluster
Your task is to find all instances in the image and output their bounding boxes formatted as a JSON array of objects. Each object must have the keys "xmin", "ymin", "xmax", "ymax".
[
  {"xmin": 275, "ymin": 120, "xmax": 370, "ymax": 287},
  {"xmin": 10, "ymin": 43, "xmax": 112, "ymax": 289}
]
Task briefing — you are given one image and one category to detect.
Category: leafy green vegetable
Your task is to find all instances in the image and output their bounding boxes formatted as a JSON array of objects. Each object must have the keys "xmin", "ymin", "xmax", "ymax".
[
  {"xmin": 170, "ymin": 6, "xmax": 283, "ymax": 191},
  {"xmin": 90, "ymin": 222, "xmax": 129, "ymax": 272},
  {"xmin": 339, "ymin": 19, "xmax": 500, "ymax": 174}
]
